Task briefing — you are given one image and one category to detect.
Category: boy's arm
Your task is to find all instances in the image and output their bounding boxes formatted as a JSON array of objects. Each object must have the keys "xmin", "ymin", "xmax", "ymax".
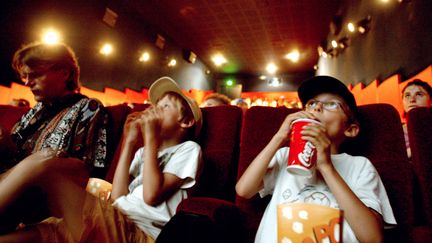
[
  {"xmin": 303, "ymin": 123, "xmax": 384, "ymax": 242},
  {"xmin": 141, "ymin": 107, "xmax": 185, "ymax": 206},
  {"xmin": 111, "ymin": 112, "xmax": 142, "ymax": 200},
  {"xmin": 321, "ymin": 166, "xmax": 384, "ymax": 242},
  {"xmin": 236, "ymin": 111, "xmax": 312, "ymax": 199},
  {"xmin": 235, "ymin": 132, "xmax": 284, "ymax": 199}
]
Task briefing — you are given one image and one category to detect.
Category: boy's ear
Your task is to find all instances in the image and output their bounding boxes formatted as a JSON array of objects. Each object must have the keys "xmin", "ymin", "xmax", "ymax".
[
  {"xmin": 180, "ymin": 119, "xmax": 195, "ymax": 129},
  {"xmin": 344, "ymin": 123, "xmax": 360, "ymax": 138}
]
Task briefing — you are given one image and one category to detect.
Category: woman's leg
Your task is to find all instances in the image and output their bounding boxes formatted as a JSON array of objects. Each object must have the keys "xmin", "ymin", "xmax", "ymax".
[
  {"xmin": 0, "ymin": 150, "xmax": 90, "ymax": 241},
  {"xmin": 0, "ymin": 226, "xmax": 43, "ymax": 243}
]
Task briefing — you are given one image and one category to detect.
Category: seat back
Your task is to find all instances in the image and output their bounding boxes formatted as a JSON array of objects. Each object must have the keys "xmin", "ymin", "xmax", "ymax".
[
  {"xmin": 341, "ymin": 104, "xmax": 414, "ymax": 242},
  {"xmin": 104, "ymin": 104, "xmax": 152, "ymax": 182},
  {"xmin": 104, "ymin": 104, "xmax": 131, "ymax": 181},
  {"xmin": 0, "ymin": 105, "xmax": 29, "ymax": 131},
  {"xmin": 192, "ymin": 106, "xmax": 243, "ymax": 202},
  {"xmin": 236, "ymin": 106, "xmax": 300, "ymax": 242},
  {"xmin": 407, "ymin": 107, "xmax": 432, "ymax": 225},
  {"xmin": 237, "ymin": 104, "xmax": 415, "ymax": 242}
]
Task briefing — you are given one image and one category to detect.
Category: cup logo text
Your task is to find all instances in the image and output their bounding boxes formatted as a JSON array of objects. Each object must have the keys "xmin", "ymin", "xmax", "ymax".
[{"xmin": 298, "ymin": 141, "xmax": 315, "ymax": 167}]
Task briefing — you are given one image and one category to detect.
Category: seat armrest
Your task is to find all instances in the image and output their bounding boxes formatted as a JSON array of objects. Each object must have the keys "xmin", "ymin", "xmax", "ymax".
[
  {"xmin": 177, "ymin": 197, "xmax": 239, "ymax": 221},
  {"xmin": 176, "ymin": 197, "xmax": 245, "ymax": 242}
]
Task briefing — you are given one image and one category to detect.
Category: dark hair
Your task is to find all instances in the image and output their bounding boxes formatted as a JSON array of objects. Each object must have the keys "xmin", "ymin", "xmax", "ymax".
[
  {"xmin": 12, "ymin": 42, "xmax": 80, "ymax": 91},
  {"xmin": 402, "ymin": 79, "xmax": 432, "ymax": 98}
]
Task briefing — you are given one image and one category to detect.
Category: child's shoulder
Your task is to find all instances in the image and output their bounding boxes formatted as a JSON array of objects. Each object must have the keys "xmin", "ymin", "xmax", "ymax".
[
  {"xmin": 170, "ymin": 140, "xmax": 201, "ymax": 154},
  {"xmin": 333, "ymin": 153, "xmax": 376, "ymax": 171}
]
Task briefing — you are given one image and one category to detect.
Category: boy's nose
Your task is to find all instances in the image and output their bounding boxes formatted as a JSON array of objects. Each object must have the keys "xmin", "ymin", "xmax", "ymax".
[{"xmin": 311, "ymin": 102, "xmax": 323, "ymax": 112}]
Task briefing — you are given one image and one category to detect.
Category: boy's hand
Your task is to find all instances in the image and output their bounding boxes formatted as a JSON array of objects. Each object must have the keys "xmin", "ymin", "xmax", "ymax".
[
  {"xmin": 123, "ymin": 112, "xmax": 143, "ymax": 143},
  {"xmin": 141, "ymin": 106, "xmax": 162, "ymax": 145},
  {"xmin": 300, "ymin": 122, "xmax": 333, "ymax": 171},
  {"xmin": 275, "ymin": 111, "xmax": 319, "ymax": 145}
]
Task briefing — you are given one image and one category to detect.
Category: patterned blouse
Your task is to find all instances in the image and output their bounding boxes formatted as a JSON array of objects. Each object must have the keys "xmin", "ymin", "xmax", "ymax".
[{"xmin": 11, "ymin": 93, "xmax": 109, "ymax": 171}]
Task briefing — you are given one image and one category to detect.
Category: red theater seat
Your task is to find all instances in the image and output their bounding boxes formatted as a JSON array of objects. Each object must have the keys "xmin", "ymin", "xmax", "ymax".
[
  {"xmin": 341, "ymin": 104, "xmax": 415, "ymax": 242},
  {"xmin": 407, "ymin": 107, "xmax": 432, "ymax": 242},
  {"xmin": 0, "ymin": 105, "xmax": 29, "ymax": 131},
  {"xmin": 188, "ymin": 105, "xmax": 243, "ymax": 201},
  {"xmin": 236, "ymin": 106, "xmax": 300, "ymax": 242},
  {"xmin": 103, "ymin": 104, "xmax": 132, "ymax": 181},
  {"xmin": 178, "ymin": 104, "xmax": 418, "ymax": 242}
]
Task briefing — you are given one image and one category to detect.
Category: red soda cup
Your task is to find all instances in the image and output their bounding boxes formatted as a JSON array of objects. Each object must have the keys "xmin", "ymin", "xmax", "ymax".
[{"xmin": 287, "ymin": 118, "xmax": 321, "ymax": 176}]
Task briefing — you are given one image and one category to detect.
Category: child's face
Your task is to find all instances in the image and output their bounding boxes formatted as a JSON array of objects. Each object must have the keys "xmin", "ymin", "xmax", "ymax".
[
  {"xmin": 156, "ymin": 95, "xmax": 184, "ymax": 136},
  {"xmin": 403, "ymin": 85, "xmax": 431, "ymax": 112},
  {"xmin": 304, "ymin": 93, "xmax": 352, "ymax": 139}
]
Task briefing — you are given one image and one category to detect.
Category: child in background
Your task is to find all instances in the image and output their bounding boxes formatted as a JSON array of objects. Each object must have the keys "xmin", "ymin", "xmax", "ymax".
[
  {"xmin": 236, "ymin": 76, "xmax": 396, "ymax": 243},
  {"xmin": 200, "ymin": 93, "xmax": 231, "ymax": 107},
  {"xmin": 401, "ymin": 79, "xmax": 432, "ymax": 158},
  {"xmin": 0, "ymin": 77, "xmax": 202, "ymax": 242}
]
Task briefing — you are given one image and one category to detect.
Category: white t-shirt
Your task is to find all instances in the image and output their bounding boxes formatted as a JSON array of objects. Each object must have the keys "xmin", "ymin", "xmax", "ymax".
[
  {"xmin": 255, "ymin": 147, "xmax": 397, "ymax": 243},
  {"xmin": 113, "ymin": 141, "xmax": 202, "ymax": 239}
]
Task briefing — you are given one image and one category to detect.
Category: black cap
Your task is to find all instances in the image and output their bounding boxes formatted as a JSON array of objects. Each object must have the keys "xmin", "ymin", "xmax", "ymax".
[{"xmin": 298, "ymin": 75, "xmax": 358, "ymax": 121}]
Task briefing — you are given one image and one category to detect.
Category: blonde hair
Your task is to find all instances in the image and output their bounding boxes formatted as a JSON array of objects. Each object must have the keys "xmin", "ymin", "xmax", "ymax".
[
  {"xmin": 12, "ymin": 42, "xmax": 80, "ymax": 91},
  {"xmin": 203, "ymin": 93, "xmax": 231, "ymax": 105}
]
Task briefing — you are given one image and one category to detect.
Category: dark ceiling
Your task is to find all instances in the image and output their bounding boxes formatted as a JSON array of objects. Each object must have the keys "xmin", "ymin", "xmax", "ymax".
[{"xmin": 120, "ymin": 0, "xmax": 341, "ymax": 76}]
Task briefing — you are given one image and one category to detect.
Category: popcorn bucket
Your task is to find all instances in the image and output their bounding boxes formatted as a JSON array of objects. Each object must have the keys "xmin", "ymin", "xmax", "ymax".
[{"xmin": 277, "ymin": 203, "xmax": 343, "ymax": 243}]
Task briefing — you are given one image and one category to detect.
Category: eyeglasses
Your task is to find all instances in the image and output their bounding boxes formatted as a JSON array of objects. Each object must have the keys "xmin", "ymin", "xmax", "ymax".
[{"xmin": 304, "ymin": 99, "xmax": 345, "ymax": 112}]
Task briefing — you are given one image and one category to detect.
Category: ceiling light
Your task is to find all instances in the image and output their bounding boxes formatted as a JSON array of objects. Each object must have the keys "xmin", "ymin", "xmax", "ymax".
[
  {"xmin": 357, "ymin": 16, "xmax": 372, "ymax": 34},
  {"xmin": 259, "ymin": 75, "xmax": 267, "ymax": 80},
  {"xmin": 331, "ymin": 40, "xmax": 338, "ymax": 48},
  {"xmin": 338, "ymin": 37, "xmax": 350, "ymax": 49},
  {"xmin": 347, "ymin": 22, "xmax": 356, "ymax": 33},
  {"xmin": 41, "ymin": 28, "xmax": 61, "ymax": 45},
  {"xmin": 266, "ymin": 63, "xmax": 278, "ymax": 74},
  {"xmin": 285, "ymin": 50, "xmax": 300, "ymax": 63},
  {"xmin": 139, "ymin": 52, "xmax": 150, "ymax": 62},
  {"xmin": 211, "ymin": 54, "xmax": 227, "ymax": 66},
  {"xmin": 168, "ymin": 58, "xmax": 177, "ymax": 67},
  {"xmin": 100, "ymin": 43, "xmax": 113, "ymax": 56}
]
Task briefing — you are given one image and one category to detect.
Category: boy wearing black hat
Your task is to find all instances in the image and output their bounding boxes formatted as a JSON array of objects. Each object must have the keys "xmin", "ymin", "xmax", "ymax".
[{"xmin": 236, "ymin": 76, "xmax": 396, "ymax": 243}]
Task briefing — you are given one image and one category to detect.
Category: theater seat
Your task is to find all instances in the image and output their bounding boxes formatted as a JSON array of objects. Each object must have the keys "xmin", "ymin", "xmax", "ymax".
[
  {"xmin": 341, "ymin": 104, "xmax": 415, "ymax": 242},
  {"xmin": 407, "ymin": 107, "xmax": 432, "ymax": 242},
  {"xmin": 0, "ymin": 105, "xmax": 29, "ymax": 131},
  {"xmin": 236, "ymin": 106, "xmax": 300, "ymax": 242},
  {"xmin": 103, "ymin": 104, "xmax": 132, "ymax": 181},
  {"xmin": 175, "ymin": 106, "xmax": 243, "ymax": 242},
  {"xmin": 192, "ymin": 106, "xmax": 243, "ymax": 201},
  {"xmin": 180, "ymin": 104, "xmax": 416, "ymax": 242}
]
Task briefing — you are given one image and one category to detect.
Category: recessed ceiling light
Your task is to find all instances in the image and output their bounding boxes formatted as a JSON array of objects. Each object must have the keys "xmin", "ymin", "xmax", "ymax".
[{"xmin": 266, "ymin": 63, "xmax": 277, "ymax": 74}]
